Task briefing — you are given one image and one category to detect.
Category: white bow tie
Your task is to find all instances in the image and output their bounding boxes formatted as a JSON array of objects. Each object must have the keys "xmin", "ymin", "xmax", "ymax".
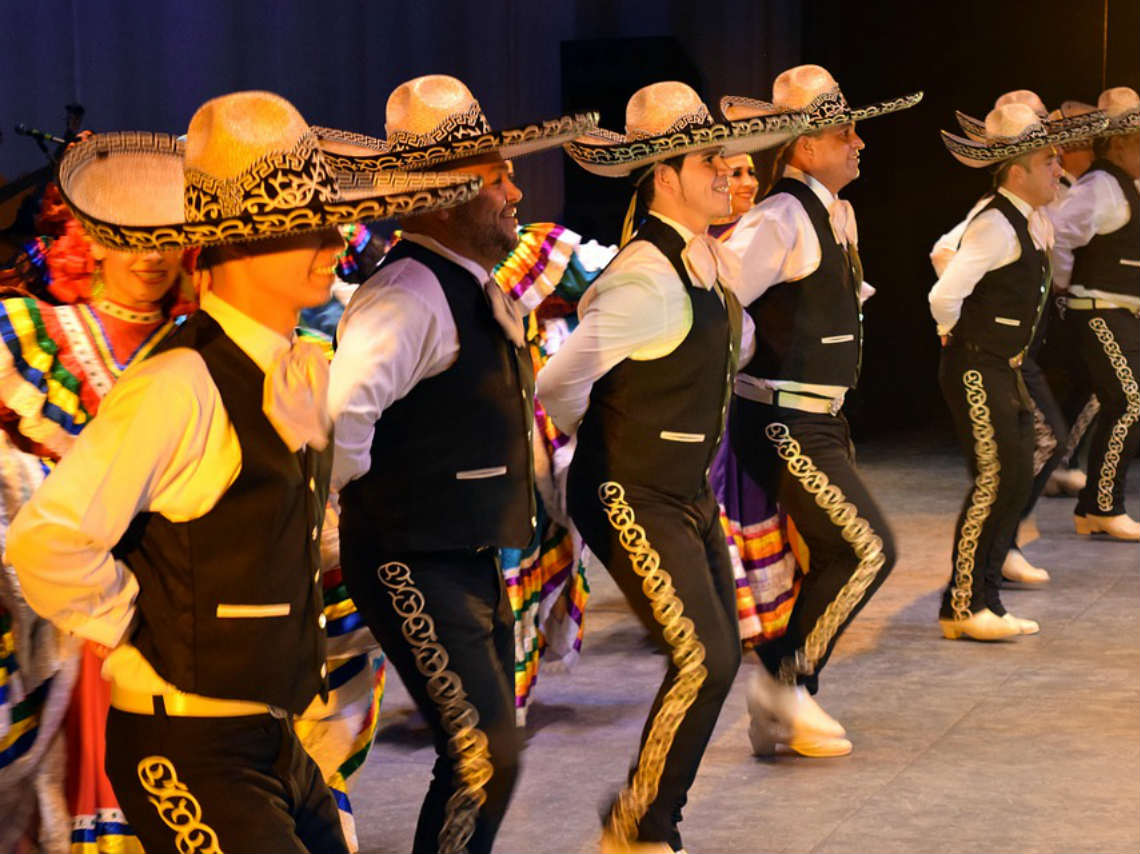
[
  {"xmin": 683, "ymin": 233, "xmax": 740, "ymax": 291},
  {"xmin": 1028, "ymin": 209, "xmax": 1054, "ymax": 252},
  {"xmin": 263, "ymin": 339, "xmax": 332, "ymax": 452},
  {"xmin": 829, "ymin": 199, "xmax": 858, "ymax": 248}
]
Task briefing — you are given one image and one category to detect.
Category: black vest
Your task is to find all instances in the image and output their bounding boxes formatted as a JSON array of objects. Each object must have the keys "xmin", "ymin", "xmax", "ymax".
[
  {"xmin": 117, "ymin": 312, "xmax": 330, "ymax": 714},
  {"xmin": 741, "ymin": 177, "xmax": 863, "ymax": 388},
  {"xmin": 953, "ymin": 193, "xmax": 1049, "ymax": 360},
  {"xmin": 1071, "ymin": 159, "xmax": 1140, "ymax": 299},
  {"xmin": 339, "ymin": 240, "xmax": 535, "ymax": 552},
  {"xmin": 573, "ymin": 216, "xmax": 742, "ymax": 501}
]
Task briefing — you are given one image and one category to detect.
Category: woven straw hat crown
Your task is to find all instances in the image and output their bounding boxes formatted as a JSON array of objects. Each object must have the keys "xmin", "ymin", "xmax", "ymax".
[
  {"xmin": 994, "ymin": 89, "xmax": 1048, "ymax": 117},
  {"xmin": 984, "ymin": 103, "xmax": 1046, "ymax": 140},
  {"xmin": 1098, "ymin": 86, "xmax": 1140, "ymax": 118},
  {"xmin": 771, "ymin": 64, "xmax": 844, "ymax": 111},
  {"xmin": 185, "ymin": 91, "xmax": 311, "ymax": 180},
  {"xmin": 624, "ymin": 82, "xmax": 712, "ymax": 139},
  {"xmin": 385, "ymin": 75, "xmax": 491, "ymax": 142}
]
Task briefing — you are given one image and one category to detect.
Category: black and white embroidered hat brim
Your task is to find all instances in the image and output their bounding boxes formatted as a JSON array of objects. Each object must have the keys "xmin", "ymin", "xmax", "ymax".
[
  {"xmin": 940, "ymin": 111, "xmax": 1110, "ymax": 168},
  {"xmin": 954, "ymin": 109, "xmax": 1108, "ymax": 143},
  {"xmin": 314, "ymin": 110, "xmax": 600, "ymax": 174},
  {"xmin": 1101, "ymin": 107, "xmax": 1140, "ymax": 137},
  {"xmin": 563, "ymin": 111, "xmax": 805, "ymax": 178},
  {"xmin": 719, "ymin": 90, "xmax": 923, "ymax": 133},
  {"xmin": 59, "ymin": 130, "xmax": 483, "ymax": 251}
]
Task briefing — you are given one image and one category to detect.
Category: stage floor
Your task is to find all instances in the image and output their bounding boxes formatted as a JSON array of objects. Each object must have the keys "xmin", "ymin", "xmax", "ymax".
[{"xmin": 352, "ymin": 445, "xmax": 1140, "ymax": 853}]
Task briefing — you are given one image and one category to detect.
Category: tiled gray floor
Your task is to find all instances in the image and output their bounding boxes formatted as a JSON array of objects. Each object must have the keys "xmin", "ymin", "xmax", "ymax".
[{"xmin": 351, "ymin": 449, "xmax": 1140, "ymax": 853}]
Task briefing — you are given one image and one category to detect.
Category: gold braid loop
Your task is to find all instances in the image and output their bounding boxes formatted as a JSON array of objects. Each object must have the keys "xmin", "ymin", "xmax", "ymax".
[
  {"xmin": 1031, "ymin": 403, "xmax": 1058, "ymax": 477},
  {"xmin": 763, "ymin": 423, "xmax": 888, "ymax": 681},
  {"xmin": 1088, "ymin": 318, "xmax": 1140, "ymax": 513},
  {"xmin": 948, "ymin": 371, "xmax": 1000, "ymax": 620},
  {"xmin": 136, "ymin": 756, "xmax": 223, "ymax": 854},
  {"xmin": 376, "ymin": 561, "xmax": 494, "ymax": 854},
  {"xmin": 1061, "ymin": 394, "xmax": 1100, "ymax": 462},
  {"xmin": 597, "ymin": 482, "xmax": 708, "ymax": 846}
]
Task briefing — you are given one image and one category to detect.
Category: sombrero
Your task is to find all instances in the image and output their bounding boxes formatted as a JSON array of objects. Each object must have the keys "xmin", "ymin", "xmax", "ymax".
[
  {"xmin": 563, "ymin": 80, "xmax": 804, "ymax": 178},
  {"xmin": 940, "ymin": 102, "xmax": 1109, "ymax": 168},
  {"xmin": 315, "ymin": 74, "xmax": 599, "ymax": 173},
  {"xmin": 58, "ymin": 90, "xmax": 482, "ymax": 251},
  {"xmin": 1095, "ymin": 86, "xmax": 1140, "ymax": 137},
  {"xmin": 720, "ymin": 64, "xmax": 922, "ymax": 133}
]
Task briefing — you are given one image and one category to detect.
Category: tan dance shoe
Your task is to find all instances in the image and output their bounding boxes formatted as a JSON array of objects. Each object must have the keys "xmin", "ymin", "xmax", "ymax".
[
  {"xmin": 1002, "ymin": 613, "xmax": 1040, "ymax": 635},
  {"xmin": 598, "ymin": 830, "xmax": 676, "ymax": 854},
  {"xmin": 939, "ymin": 608, "xmax": 1021, "ymax": 640},
  {"xmin": 749, "ymin": 710, "xmax": 853, "ymax": 758},
  {"xmin": 1043, "ymin": 467, "xmax": 1086, "ymax": 496},
  {"xmin": 746, "ymin": 669, "xmax": 846, "ymax": 737},
  {"xmin": 1074, "ymin": 513, "xmax": 1140, "ymax": 541},
  {"xmin": 1001, "ymin": 550, "xmax": 1051, "ymax": 584}
]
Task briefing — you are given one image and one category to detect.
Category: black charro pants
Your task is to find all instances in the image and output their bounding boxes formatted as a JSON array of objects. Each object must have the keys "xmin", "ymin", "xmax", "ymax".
[
  {"xmin": 1043, "ymin": 297, "xmax": 1100, "ymax": 468},
  {"xmin": 938, "ymin": 345, "xmax": 1035, "ymax": 619},
  {"xmin": 1019, "ymin": 352, "xmax": 1068, "ymax": 526},
  {"xmin": 567, "ymin": 470, "xmax": 740, "ymax": 849},
  {"xmin": 339, "ymin": 541, "xmax": 519, "ymax": 854},
  {"xmin": 1073, "ymin": 307, "xmax": 1140, "ymax": 518},
  {"xmin": 106, "ymin": 707, "xmax": 348, "ymax": 853},
  {"xmin": 729, "ymin": 398, "xmax": 896, "ymax": 692}
]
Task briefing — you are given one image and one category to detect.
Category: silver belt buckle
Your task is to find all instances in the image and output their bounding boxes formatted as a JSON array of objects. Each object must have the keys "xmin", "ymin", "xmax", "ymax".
[{"xmin": 828, "ymin": 397, "xmax": 842, "ymax": 416}]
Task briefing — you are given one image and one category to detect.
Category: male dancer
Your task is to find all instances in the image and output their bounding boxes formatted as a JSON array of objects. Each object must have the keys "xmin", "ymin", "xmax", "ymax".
[
  {"xmin": 719, "ymin": 65, "xmax": 920, "ymax": 756},
  {"xmin": 327, "ymin": 75, "xmax": 595, "ymax": 854},
  {"xmin": 931, "ymin": 89, "xmax": 1085, "ymax": 583},
  {"xmin": 542, "ymin": 80, "xmax": 796, "ymax": 851},
  {"xmin": 1051, "ymin": 86, "xmax": 1140, "ymax": 541},
  {"xmin": 6, "ymin": 90, "xmax": 476, "ymax": 851},
  {"xmin": 932, "ymin": 102, "xmax": 1106, "ymax": 639}
]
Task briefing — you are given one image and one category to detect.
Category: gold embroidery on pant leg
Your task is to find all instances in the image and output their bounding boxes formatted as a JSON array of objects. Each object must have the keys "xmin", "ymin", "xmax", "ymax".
[
  {"xmin": 1088, "ymin": 318, "xmax": 1140, "ymax": 514},
  {"xmin": 596, "ymin": 482, "xmax": 708, "ymax": 846},
  {"xmin": 136, "ymin": 756, "xmax": 223, "ymax": 854},
  {"xmin": 1031, "ymin": 403, "xmax": 1058, "ymax": 477},
  {"xmin": 1061, "ymin": 394, "xmax": 1100, "ymax": 462},
  {"xmin": 941, "ymin": 371, "xmax": 1001, "ymax": 621},
  {"xmin": 763, "ymin": 423, "xmax": 887, "ymax": 682},
  {"xmin": 375, "ymin": 561, "xmax": 493, "ymax": 854}
]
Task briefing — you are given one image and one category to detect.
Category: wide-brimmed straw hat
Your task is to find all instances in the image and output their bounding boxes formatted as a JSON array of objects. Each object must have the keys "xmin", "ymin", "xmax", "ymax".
[
  {"xmin": 719, "ymin": 64, "xmax": 922, "ymax": 133},
  {"xmin": 1096, "ymin": 86, "xmax": 1140, "ymax": 137},
  {"xmin": 58, "ymin": 90, "xmax": 481, "ymax": 251},
  {"xmin": 940, "ymin": 102, "xmax": 1109, "ymax": 168},
  {"xmin": 1046, "ymin": 100, "xmax": 1100, "ymax": 150},
  {"xmin": 956, "ymin": 89, "xmax": 1048, "ymax": 140},
  {"xmin": 563, "ymin": 81, "xmax": 804, "ymax": 178},
  {"xmin": 315, "ymin": 74, "xmax": 598, "ymax": 174}
]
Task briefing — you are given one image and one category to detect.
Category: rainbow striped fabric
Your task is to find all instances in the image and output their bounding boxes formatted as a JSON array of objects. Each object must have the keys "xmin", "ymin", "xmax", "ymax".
[{"xmin": 0, "ymin": 298, "xmax": 174, "ymax": 461}]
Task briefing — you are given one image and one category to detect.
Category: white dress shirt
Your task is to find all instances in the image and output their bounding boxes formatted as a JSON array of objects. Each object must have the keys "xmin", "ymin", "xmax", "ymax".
[
  {"xmin": 4, "ymin": 291, "xmax": 297, "ymax": 693},
  {"xmin": 536, "ymin": 212, "xmax": 755, "ymax": 436},
  {"xmin": 928, "ymin": 187, "xmax": 1053, "ymax": 336},
  {"xmin": 1051, "ymin": 168, "xmax": 1140, "ymax": 310},
  {"xmin": 328, "ymin": 233, "xmax": 491, "ymax": 492},
  {"xmin": 929, "ymin": 172, "xmax": 1079, "ymax": 278},
  {"xmin": 723, "ymin": 165, "xmax": 873, "ymax": 398}
]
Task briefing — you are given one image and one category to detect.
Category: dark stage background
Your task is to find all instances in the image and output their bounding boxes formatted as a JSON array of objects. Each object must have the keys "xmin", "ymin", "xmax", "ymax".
[{"xmin": 2, "ymin": 0, "xmax": 1137, "ymax": 440}]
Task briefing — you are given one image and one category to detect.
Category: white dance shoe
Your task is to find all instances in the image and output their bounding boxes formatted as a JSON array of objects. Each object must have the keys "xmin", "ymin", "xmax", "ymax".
[
  {"xmin": 746, "ymin": 668, "xmax": 851, "ymax": 757},
  {"xmin": 1001, "ymin": 550, "xmax": 1050, "ymax": 584},
  {"xmin": 1074, "ymin": 513, "xmax": 1140, "ymax": 541},
  {"xmin": 1002, "ymin": 612, "xmax": 1040, "ymax": 635},
  {"xmin": 939, "ymin": 608, "xmax": 1020, "ymax": 641}
]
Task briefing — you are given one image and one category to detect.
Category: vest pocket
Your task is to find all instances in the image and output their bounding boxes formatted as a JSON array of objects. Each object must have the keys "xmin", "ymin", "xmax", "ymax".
[
  {"xmin": 659, "ymin": 430, "xmax": 706, "ymax": 443},
  {"xmin": 821, "ymin": 334, "xmax": 855, "ymax": 344},
  {"xmin": 455, "ymin": 465, "xmax": 508, "ymax": 480},
  {"xmin": 216, "ymin": 603, "xmax": 291, "ymax": 618},
  {"xmin": 994, "ymin": 317, "xmax": 1022, "ymax": 326}
]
